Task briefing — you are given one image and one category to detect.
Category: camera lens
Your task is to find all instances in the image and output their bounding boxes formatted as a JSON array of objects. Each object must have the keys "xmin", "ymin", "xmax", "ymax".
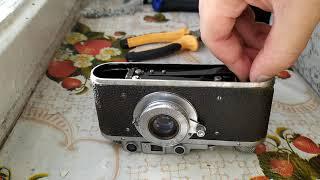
[{"xmin": 149, "ymin": 114, "xmax": 179, "ymax": 140}]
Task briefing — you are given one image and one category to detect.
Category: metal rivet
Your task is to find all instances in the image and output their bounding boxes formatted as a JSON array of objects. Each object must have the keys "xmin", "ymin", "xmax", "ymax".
[
  {"xmin": 214, "ymin": 76, "xmax": 222, "ymax": 81},
  {"xmin": 149, "ymin": 69, "xmax": 154, "ymax": 74},
  {"xmin": 237, "ymin": 142, "xmax": 241, "ymax": 146},
  {"xmin": 215, "ymin": 131, "xmax": 220, "ymax": 136},
  {"xmin": 125, "ymin": 128, "xmax": 130, "ymax": 132},
  {"xmin": 120, "ymin": 93, "xmax": 127, "ymax": 99},
  {"xmin": 217, "ymin": 96, "xmax": 222, "ymax": 101},
  {"xmin": 162, "ymin": 70, "xmax": 166, "ymax": 74}
]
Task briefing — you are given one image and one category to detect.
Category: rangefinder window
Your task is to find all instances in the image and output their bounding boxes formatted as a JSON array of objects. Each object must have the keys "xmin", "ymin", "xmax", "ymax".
[{"xmin": 150, "ymin": 145, "xmax": 163, "ymax": 152}]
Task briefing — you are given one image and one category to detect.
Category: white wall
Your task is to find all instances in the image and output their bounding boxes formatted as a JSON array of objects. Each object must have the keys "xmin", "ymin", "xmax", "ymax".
[{"xmin": 0, "ymin": 0, "xmax": 81, "ymax": 145}]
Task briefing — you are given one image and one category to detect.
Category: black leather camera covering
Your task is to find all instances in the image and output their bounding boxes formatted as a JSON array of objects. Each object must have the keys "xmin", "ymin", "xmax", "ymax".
[{"xmin": 93, "ymin": 83, "xmax": 274, "ymax": 142}]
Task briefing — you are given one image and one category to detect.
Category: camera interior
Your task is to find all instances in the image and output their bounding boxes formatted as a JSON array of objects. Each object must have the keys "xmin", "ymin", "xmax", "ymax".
[{"xmin": 93, "ymin": 63, "xmax": 240, "ymax": 82}]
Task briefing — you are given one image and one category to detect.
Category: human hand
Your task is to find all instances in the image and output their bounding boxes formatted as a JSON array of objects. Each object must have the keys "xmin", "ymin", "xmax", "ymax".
[{"xmin": 199, "ymin": 0, "xmax": 320, "ymax": 81}]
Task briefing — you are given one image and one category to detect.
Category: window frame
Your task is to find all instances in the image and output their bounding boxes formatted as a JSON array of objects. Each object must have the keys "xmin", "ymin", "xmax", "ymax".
[{"xmin": 0, "ymin": 0, "xmax": 25, "ymax": 23}]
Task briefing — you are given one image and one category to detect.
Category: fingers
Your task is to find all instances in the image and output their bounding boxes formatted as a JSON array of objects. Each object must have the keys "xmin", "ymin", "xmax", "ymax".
[
  {"xmin": 199, "ymin": 0, "xmax": 251, "ymax": 81},
  {"xmin": 244, "ymin": 47, "xmax": 259, "ymax": 60},
  {"xmin": 235, "ymin": 7, "xmax": 271, "ymax": 50},
  {"xmin": 200, "ymin": 0, "xmax": 320, "ymax": 82},
  {"xmin": 244, "ymin": 0, "xmax": 273, "ymax": 12},
  {"xmin": 250, "ymin": 0, "xmax": 320, "ymax": 82},
  {"xmin": 255, "ymin": 22, "xmax": 272, "ymax": 35}
]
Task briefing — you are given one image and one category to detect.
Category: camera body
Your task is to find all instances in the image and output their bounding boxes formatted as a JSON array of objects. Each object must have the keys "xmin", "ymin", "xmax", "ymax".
[{"xmin": 91, "ymin": 63, "xmax": 274, "ymax": 154}]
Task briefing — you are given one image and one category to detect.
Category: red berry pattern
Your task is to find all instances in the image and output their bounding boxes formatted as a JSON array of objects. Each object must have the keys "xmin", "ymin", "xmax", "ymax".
[
  {"xmin": 47, "ymin": 61, "xmax": 77, "ymax": 79},
  {"xmin": 62, "ymin": 78, "xmax": 82, "ymax": 90},
  {"xmin": 255, "ymin": 143, "xmax": 267, "ymax": 155},
  {"xmin": 270, "ymin": 159, "xmax": 294, "ymax": 177},
  {"xmin": 74, "ymin": 40, "xmax": 112, "ymax": 56},
  {"xmin": 293, "ymin": 135, "xmax": 320, "ymax": 154}
]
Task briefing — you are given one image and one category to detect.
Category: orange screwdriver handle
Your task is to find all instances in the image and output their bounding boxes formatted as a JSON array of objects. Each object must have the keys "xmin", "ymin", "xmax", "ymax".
[
  {"xmin": 120, "ymin": 28, "xmax": 190, "ymax": 49},
  {"xmin": 173, "ymin": 35, "xmax": 199, "ymax": 51}
]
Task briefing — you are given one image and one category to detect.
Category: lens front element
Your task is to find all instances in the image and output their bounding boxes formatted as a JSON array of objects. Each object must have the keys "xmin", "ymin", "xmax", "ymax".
[{"xmin": 149, "ymin": 114, "xmax": 179, "ymax": 140}]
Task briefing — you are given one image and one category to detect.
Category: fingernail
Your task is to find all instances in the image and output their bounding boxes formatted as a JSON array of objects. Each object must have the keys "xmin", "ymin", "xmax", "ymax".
[{"xmin": 255, "ymin": 75, "xmax": 271, "ymax": 82}]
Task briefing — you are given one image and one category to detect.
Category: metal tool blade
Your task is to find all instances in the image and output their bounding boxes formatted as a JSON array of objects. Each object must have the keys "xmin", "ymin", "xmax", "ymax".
[{"xmin": 190, "ymin": 29, "xmax": 201, "ymax": 40}]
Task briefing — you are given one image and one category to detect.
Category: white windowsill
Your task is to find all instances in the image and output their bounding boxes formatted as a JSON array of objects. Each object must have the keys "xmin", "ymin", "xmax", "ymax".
[
  {"xmin": 0, "ymin": 0, "xmax": 80, "ymax": 146},
  {"xmin": 0, "ymin": 0, "xmax": 25, "ymax": 23}
]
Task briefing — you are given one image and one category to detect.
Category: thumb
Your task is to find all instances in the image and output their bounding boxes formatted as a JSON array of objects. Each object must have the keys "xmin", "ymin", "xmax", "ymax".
[{"xmin": 250, "ymin": 1, "xmax": 320, "ymax": 82}]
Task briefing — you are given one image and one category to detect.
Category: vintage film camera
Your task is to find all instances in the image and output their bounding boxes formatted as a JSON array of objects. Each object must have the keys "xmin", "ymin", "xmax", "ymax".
[{"xmin": 91, "ymin": 63, "xmax": 274, "ymax": 155}]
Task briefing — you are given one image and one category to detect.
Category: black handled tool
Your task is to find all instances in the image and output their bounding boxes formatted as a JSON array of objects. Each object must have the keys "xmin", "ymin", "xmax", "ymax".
[
  {"xmin": 126, "ymin": 35, "xmax": 199, "ymax": 62},
  {"xmin": 126, "ymin": 43, "xmax": 182, "ymax": 61}
]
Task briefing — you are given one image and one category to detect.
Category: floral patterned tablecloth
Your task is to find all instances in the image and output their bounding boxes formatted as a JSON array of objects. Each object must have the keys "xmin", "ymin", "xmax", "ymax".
[
  {"xmin": 0, "ymin": 6, "xmax": 320, "ymax": 180},
  {"xmin": 295, "ymin": 24, "xmax": 320, "ymax": 97}
]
